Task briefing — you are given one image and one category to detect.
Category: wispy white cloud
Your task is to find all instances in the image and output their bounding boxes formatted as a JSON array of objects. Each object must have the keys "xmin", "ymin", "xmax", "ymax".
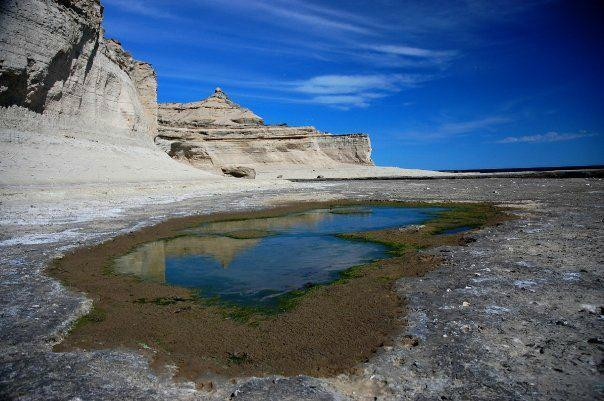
[
  {"xmin": 497, "ymin": 131, "xmax": 597, "ymax": 143},
  {"xmin": 363, "ymin": 44, "xmax": 457, "ymax": 59},
  {"xmin": 438, "ymin": 116, "xmax": 509, "ymax": 135},
  {"xmin": 289, "ymin": 74, "xmax": 432, "ymax": 108},
  {"xmin": 102, "ymin": 0, "xmax": 180, "ymax": 20},
  {"xmin": 310, "ymin": 95, "xmax": 372, "ymax": 109},
  {"xmin": 159, "ymin": 72, "xmax": 431, "ymax": 108},
  {"xmin": 282, "ymin": 0, "xmax": 386, "ymax": 31},
  {"xmin": 201, "ymin": 0, "xmax": 378, "ymax": 35},
  {"xmin": 384, "ymin": 0, "xmax": 554, "ymax": 38},
  {"xmin": 101, "ymin": 0, "xmax": 562, "ymax": 117},
  {"xmin": 400, "ymin": 116, "xmax": 510, "ymax": 141},
  {"xmin": 104, "ymin": 1, "xmax": 460, "ymax": 83},
  {"xmin": 293, "ymin": 75, "xmax": 405, "ymax": 95},
  {"xmin": 231, "ymin": 91, "xmax": 381, "ymax": 110}
]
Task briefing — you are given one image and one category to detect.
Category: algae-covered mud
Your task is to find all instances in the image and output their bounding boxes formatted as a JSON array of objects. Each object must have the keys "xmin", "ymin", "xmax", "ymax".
[{"xmin": 49, "ymin": 201, "xmax": 508, "ymax": 380}]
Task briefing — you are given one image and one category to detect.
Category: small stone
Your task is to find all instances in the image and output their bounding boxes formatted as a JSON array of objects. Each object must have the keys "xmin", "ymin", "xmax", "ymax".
[
  {"xmin": 462, "ymin": 301, "xmax": 470, "ymax": 307},
  {"xmin": 580, "ymin": 304, "xmax": 598, "ymax": 314},
  {"xmin": 221, "ymin": 166, "xmax": 256, "ymax": 179},
  {"xmin": 401, "ymin": 335, "xmax": 419, "ymax": 347}
]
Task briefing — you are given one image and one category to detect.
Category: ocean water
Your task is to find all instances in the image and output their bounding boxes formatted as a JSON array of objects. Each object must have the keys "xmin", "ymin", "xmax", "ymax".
[{"xmin": 114, "ymin": 206, "xmax": 442, "ymax": 307}]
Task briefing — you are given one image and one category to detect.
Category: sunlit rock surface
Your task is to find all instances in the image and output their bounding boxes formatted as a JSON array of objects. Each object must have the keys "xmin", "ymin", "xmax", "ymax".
[
  {"xmin": 0, "ymin": 0, "xmax": 156, "ymax": 140},
  {"xmin": 0, "ymin": 1, "xmax": 438, "ymax": 184},
  {"xmin": 156, "ymin": 88, "xmax": 374, "ymax": 173},
  {"xmin": 0, "ymin": 0, "xmax": 214, "ymax": 184}
]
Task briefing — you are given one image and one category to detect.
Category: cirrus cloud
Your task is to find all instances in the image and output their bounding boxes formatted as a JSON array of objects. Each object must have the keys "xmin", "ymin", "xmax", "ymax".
[
  {"xmin": 288, "ymin": 74, "xmax": 433, "ymax": 108},
  {"xmin": 497, "ymin": 131, "xmax": 597, "ymax": 144},
  {"xmin": 292, "ymin": 74, "xmax": 427, "ymax": 95},
  {"xmin": 362, "ymin": 44, "xmax": 457, "ymax": 59}
]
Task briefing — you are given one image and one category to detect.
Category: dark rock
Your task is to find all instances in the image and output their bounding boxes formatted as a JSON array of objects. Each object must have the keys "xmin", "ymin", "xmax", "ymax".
[{"xmin": 222, "ymin": 166, "xmax": 256, "ymax": 179}]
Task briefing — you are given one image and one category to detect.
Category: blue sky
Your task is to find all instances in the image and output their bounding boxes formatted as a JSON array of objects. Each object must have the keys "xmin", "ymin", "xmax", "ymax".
[{"xmin": 102, "ymin": 0, "xmax": 603, "ymax": 169}]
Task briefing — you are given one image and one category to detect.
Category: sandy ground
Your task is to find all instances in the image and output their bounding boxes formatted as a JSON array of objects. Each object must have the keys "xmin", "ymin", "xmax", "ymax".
[
  {"xmin": 254, "ymin": 164, "xmax": 450, "ymax": 180},
  {"xmin": 0, "ymin": 130, "xmax": 447, "ymax": 185},
  {"xmin": 0, "ymin": 178, "xmax": 602, "ymax": 400},
  {"xmin": 0, "ymin": 131, "xmax": 227, "ymax": 185}
]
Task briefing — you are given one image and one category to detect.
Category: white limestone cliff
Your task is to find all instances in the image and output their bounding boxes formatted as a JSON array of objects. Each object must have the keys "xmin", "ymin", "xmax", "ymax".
[
  {"xmin": 0, "ymin": 0, "xmax": 438, "ymax": 184},
  {"xmin": 0, "ymin": 0, "xmax": 212, "ymax": 184},
  {"xmin": 156, "ymin": 88, "xmax": 374, "ymax": 174}
]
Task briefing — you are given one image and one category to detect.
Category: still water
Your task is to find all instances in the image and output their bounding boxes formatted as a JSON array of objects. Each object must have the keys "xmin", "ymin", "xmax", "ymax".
[{"xmin": 114, "ymin": 206, "xmax": 441, "ymax": 307}]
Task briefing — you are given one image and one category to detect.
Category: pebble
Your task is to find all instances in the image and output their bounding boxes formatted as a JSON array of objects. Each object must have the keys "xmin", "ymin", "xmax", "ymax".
[{"xmin": 580, "ymin": 304, "xmax": 599, "ymax": 314}]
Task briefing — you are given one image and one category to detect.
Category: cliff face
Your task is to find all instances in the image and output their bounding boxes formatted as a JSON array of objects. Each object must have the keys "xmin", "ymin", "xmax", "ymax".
[
  {"xmin": 0, "ymin": 0, "xmax": 210, "ymax": 184},
  {"xmin": 156, "ymin": 88, "xmax": 374, "ymax": 172},
  {"xmin": 0, "ymin": 0, "xmax": 156, "ymax": 142},
  {"xmin": 0, "ymin": 0, "xmax": 375, "ymax": 184}
]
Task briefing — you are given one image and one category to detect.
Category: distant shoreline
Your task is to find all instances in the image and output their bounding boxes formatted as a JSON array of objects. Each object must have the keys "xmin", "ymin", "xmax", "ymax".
[
  {"xmin": 439, "ymin": 165, "xmax": 604, "ymax": 173},
  {"xmin": 289, "ymin": 166, "xmax": 604, "ymax": 182}
]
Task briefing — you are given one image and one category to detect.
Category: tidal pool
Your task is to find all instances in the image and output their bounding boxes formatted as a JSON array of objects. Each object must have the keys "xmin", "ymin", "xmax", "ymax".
[
  {"xmin": 54, "ymin": 201, "xmax": 507, "ymax": 378},
  {"xmin": 114, "ymin": 206, "xmax": 442, "ymax": 308}
]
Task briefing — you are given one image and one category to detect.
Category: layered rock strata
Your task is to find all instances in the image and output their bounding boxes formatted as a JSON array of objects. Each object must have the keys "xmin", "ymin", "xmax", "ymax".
[
  {"xmin": 0, "ymin": 0, "xmax": 157, "ymax": 141},
  {"xmin": 0, "ymin": 0, "xmax": 209, "ymax": 184},
  {"xmin": 0, "ymin": 0, "xmax": 383, "ymax": 184},
  {"xmin": 156, "ymin": 88, "xmax": 374, "ymax": 173}
]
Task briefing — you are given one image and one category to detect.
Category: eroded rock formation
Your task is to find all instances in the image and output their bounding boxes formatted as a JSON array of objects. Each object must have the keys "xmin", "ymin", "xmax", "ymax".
[
  {"xmin": 0, "ymin": 0, "xmax": 210, "ymax": 184},
  {"xmin": 221, "ymin": 165, "xmax": 256, "ymax": 179},
  {"xmin": 156, "ymin": 88, "xmax": 374, "ymax": 173},
  {"xmin": 0, "ymin": 0, "xmax": 378, "ymax": 184},
  {"xmin": 0, "ymin": 0, "xmax": 157, "ymax": 141}
]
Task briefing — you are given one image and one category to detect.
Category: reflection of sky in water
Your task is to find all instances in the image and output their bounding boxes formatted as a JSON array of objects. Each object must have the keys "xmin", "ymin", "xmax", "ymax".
[{"xmin": 114, "ymin": 206, "xmax": 442, "ymax": 307}]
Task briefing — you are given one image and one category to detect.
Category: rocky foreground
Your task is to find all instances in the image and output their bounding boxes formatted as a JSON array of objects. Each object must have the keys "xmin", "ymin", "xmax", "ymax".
[{"xmin": 0, "ymin": 177, "xmax": 602, "ymax": 400}]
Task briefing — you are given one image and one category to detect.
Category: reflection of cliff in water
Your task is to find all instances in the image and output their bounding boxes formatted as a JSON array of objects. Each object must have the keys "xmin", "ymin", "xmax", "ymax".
[
  {"xmin": 114, "ymin": 242, "xmax": 167, "ymax": 283},
  {"xmin": 114, "ymin": 210, "xmax": 336, "ymax": 283},
  {"xmin": 188, "ymin": 210, "xmax": 330, "ymax": 236},
  {"xmin": 114, "ymin": 236, "xmax": 261, "ymax": 282}
]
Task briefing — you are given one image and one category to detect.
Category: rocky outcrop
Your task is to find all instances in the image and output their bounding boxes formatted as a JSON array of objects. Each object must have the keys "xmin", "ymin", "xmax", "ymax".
[
  {"xmin": 0, "ymin": 0, "xmax": 158, "ymax": 141},
  {"xmin": 160, "ymin": 87, "xmax": 263, "ymax": 127},
  {"xmin": 0, "ymin": 0, "xmax": 211, "ymax": 184},
  {"xmin": 221, "ymin": 166, "xmax": 256, "ymax": 179},
  {"xmin": 0, "ymin": 1, "xmax": 379, "ymax": 184},
  {"xmin": 156, "ymin": 88, "xmax": 374, "ymax": 174}
]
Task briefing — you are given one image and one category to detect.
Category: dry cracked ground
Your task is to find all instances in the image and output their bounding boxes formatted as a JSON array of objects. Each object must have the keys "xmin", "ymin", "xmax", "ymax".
[{"xmin": 0, "ymin": 178, "xmax": 602, "ymax": 400}]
